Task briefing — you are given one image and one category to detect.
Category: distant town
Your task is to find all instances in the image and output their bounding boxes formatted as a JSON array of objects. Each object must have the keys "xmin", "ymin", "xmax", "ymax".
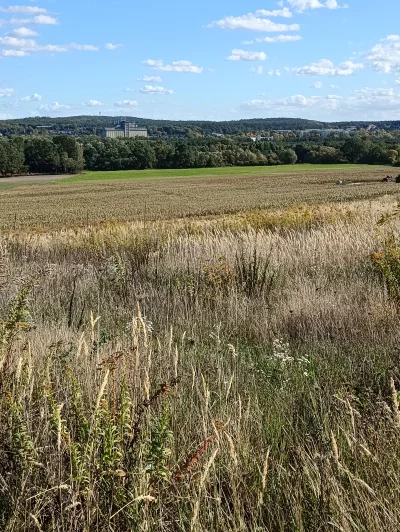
[{"xmin": 0, "ymin": 116, "xmax": 395, "ymax": 140}]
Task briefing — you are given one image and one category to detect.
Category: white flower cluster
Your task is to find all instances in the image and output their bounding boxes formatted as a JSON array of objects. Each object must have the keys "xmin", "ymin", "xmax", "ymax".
[
  {"xmin": 272, "ymin": 338, "xmax": 293, "ymax": 363},
  {"xmin": 272, "ymin": 338, "xmax": 310, "ymax": 376}
]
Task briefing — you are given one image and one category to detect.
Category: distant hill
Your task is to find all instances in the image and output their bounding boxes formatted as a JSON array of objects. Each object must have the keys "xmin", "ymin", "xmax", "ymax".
[{"xmin": 0, "ymin": 115, "xmax": 400, "ymax": 136}]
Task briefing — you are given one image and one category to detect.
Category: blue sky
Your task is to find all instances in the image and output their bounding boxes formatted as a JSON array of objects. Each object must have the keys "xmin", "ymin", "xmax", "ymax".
[{"xmin": 0, "ymin": 0, "xmax": 400, "ymax": 121}]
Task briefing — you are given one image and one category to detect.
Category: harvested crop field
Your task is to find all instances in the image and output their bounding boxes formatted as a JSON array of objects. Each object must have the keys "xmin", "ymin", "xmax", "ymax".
[{"xmin": 0, "ymin": 166, "xmax": 398, "ymax": 230}]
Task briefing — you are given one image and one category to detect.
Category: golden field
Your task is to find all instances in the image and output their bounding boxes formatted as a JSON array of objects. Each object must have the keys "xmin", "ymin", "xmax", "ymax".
[{"xmin": 0, "ymin": 165, "xmax": 397, "ymax": 230}]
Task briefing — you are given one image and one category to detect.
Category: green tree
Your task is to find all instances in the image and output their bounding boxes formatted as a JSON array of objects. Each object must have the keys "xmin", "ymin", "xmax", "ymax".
[
  {"xmin": 341, "ymin": 137, "xmax": 371, "ymax": 163},
  {"xmin": 279, "ymin": 148, "xmax": 298, "ymax": 165}
]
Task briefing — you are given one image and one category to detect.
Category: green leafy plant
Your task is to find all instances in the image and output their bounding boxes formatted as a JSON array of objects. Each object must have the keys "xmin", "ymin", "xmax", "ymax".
[{"xmin": 235, "ymin": 247, "xmax": 276, "ymax": 298}]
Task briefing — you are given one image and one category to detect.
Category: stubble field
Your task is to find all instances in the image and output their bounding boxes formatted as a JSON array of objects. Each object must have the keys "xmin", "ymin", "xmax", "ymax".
[{"xmin": 0, "ymin": 165, "xmax": 397, "ymax": 230}]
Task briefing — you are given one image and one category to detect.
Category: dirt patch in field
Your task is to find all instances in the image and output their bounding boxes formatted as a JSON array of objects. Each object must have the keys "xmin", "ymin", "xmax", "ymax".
[{"xmin": 0, "ymin": 175, "xmax": 72, "ymax": 186}]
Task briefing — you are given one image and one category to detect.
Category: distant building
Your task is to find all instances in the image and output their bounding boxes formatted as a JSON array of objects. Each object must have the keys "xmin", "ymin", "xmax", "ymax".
[
  {"xmin": 273, "ymin": 129, "xmax": 293, "ymax": 137},
  {"xmin": 299, "ymin": 128, "xmax": 350, "ymax": 138},
  {"xmin": 249, "ymin": 135, "xmax": 274, "ymax": 142},
  {"xmin": 103, "ymin": 121, "xmax": 148, "ymax": 138}
]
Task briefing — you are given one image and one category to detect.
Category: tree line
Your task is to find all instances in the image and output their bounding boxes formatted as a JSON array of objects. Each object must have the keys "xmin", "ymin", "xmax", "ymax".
[{"xmin": 1, "ymin": 134, "xmax": 400, "ymax": 176}]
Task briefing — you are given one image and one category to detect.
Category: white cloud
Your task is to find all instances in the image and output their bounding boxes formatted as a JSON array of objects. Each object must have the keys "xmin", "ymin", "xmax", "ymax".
[
  {"xmin": 143, "ymin": 59, "xmax": 203, "ymax": 73},
  {"xmin": 20, "ymin": 93, "xmax": 42, "ymax": 101},
  {"xmin": 268, "ymin": 69, "xmax": 281, "ymax": 76},
  {"xmin": 105, "ymin": 43, "xmax": 123, "ymax": 50},
  {"xmin": 241, "ymin": 40, "xmax": 254, "ymax": 45},
  {"xmin": 137, "ymin": 75, "xmax": 162, "ymax": 82},
  {"xmin": 287, "ymin": 0, "xmax": 344, "ymax": 11},
  {"xmin": 0, "ymin": 88, "xmax": 14, "ymax": 97},
  {"xmin": 0, "ymin": 37, "xmax": 99, "ymax": 54},
  {"xmin": 251, "ymin": 65, "xmax": 264, "ymax": 74},
  {"xmin": 209, "ymin": 12, "xmax": 299, "ymax": 32},
  {"xmin": 349, "ymin": 87, "xmax": 400, "ymax": 111},
  {"xmin": 256, "ymin": 34, "xmax": 302, "ymax": 43},
  {"xmin": 0, "ymin": 113, "xmax": 12, "ymax": 119},
  {"xmin": 140, "ymin": 85, "xmax": 174, "ymax": 95},
  {"xmin": 313, "ymin": 81, "xmax": 323, "ymax": 88},
  {"xmin": 84, "ymin": 99, "xmax": 103, "ymax": 106},
  {"xmin": 70, "ymin": 43, "xmax": 99, "ymax": 51},
  {"xmin": 292, "ymin": 58, "xmax": 363, "ymax": 76},
  {"xmin": 227, "ymin": 49, "xmax": 267, "ymax": 61},
  {"xmin": 242, "ymin": 94, "xmax": 342, "ymax": 112},
  {"xmin": 385, "ymin": 35, "xmax": 400, "ymax": 42},
  {"xmin": 0, "ymin": 5, "xmax": 47, "ymax": 13},
  {"xmin": 114, "ymin": 100, "xmax": 138, "ymax": 108},
  {"xmin": 11, "ymin": 15, "xmax": 57, "ymax": 25},
  {"xmin": 396, "ymin": 79, "xmax": 400, "ymax": 85},
  {"xmin": 367, "ymin": 36, "xmax": 400, "ymax": 74},
  {"xmin": 241, "ymin": 86, "xmax": 400, "ymax": 119},
  {"xmin": 10, "ymin": 26, "xmax": 38, "ymax": 37},
  {"xmin": 325, "ymin": 0, "xmax": 341, "ymax": 8},
  {"xmin": 38, "ymin": 102, "xmax": 71, "ymax": 112},
  {"xmin": 255, "ymin": 8, "xmax": 293, "ymax": 18},
  {"xmin": 329, "ymin": 83, "xmax": 340, "ymax": 88},
  {"xmin": 2, "ymin": 49, "xmax": 28, "ymax": 56},
  {"xmin": 288, "ymin": 0, "xmax": 323, "ymax": 9}
]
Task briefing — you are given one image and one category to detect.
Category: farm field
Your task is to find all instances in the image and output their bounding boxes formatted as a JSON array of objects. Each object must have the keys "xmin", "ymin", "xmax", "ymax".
[
  {"xmin": 2, "ymin": 166, "xmax": 400, "ymax": 530},
  {"xmin": 0, "ymin": 165, "xmax": 397, "ymax": 230},
  {"xmin": 64, "ymin": 163, "xmax": 381, "ymax": 183}
]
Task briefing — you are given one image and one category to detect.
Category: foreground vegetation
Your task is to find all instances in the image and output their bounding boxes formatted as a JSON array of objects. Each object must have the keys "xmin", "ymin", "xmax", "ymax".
[
  {"xmin": 2, "ymin": 196, "xmax": 400, "ymax": 530},
  {"xmin": 0, "ymin": 166, "xmax": 396, "ymax": 230}
]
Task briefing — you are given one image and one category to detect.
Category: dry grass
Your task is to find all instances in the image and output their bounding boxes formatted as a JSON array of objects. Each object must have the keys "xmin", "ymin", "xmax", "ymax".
[
  {"xmin": 0, "ymin": 166, "xmax": 397, "ymax": 230},
  {"xmin": 2, "ymin": 193, "xmax": 400, "ymax": 530}
]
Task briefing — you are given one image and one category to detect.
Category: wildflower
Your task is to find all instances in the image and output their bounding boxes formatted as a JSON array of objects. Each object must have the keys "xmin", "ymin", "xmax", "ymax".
[{"xmin": 272, "ymin": 338, "xmax": 293, "ymax": 363}]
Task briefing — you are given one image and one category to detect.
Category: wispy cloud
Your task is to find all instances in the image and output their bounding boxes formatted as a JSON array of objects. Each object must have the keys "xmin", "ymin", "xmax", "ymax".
[
  {"xmin": 287, "ymin": 0, "xmax": 346, "ymax": 11},
  {"xmin": 10, "ymin": 27, "xmax": 38, "ymax": 37},
  {"xmin": 20, "ymin": 93, "xmax": 42, "ymax": 101},
  {"xmin": 137, "ymin": 75, "xmax": 162, "ymax": 82},
  {"xmin": 209, "ymin": 11, "xmax": 299, "ymax": 32},
  {"xmin": 105, "ymin": 43, "xmax": 123, "ymax": 50},
  {"xmin": 0, "ymin": 88, "xmax": 14, "ymax": 97},
  {"xmin": 114, "ymin": 99, "xmax": 138, "ymax": 108},
  {"xmin": 38, "ymin": 102, "xmax": 72, "ymax": 112},
  {"xmin": 291, "ymin": 59, "xmax": 363, "ymax": 76},
  {"xmin": 250, "ymin": 65, "xmax": 264, "ymax": 74},
  {"xmin": 0, "ymin": 36, "xmax": 99, "ymax": 55},
  {"xmin": 0, "ymin": 5, "xmax": 47, "ymax": 14},
  {"xmin": 143, "ymin": 59, "xmax": 203, "ymax": 73},
  {"xmin": 227, "ymin": 49, "xmax": 267, "ymax": 61},
  {"xmin": 256, "ymin": 34, "xmax": 302, "ymax": 43},
  {"xmin": 11, "ymin": 15, "xmax": 58, "ymax": 25},
  {"xmin": 140, "ymin": 85, "xmax": 174, "ymax": 95},
  {"xmin": 241, "ymin": 87, "xmax": 400, "ymax": 119}
]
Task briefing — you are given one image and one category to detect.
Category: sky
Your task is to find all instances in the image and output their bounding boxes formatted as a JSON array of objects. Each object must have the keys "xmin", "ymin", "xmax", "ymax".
[{"xmin": 0, "ymin": 0, "xmax": 400, "ymax": 122}]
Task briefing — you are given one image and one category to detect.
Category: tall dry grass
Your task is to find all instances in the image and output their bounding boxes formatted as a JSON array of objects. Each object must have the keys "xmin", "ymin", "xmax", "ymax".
[{"xmin": 1, "ymin": 197, "xmax": 400, "ymax": 530}]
